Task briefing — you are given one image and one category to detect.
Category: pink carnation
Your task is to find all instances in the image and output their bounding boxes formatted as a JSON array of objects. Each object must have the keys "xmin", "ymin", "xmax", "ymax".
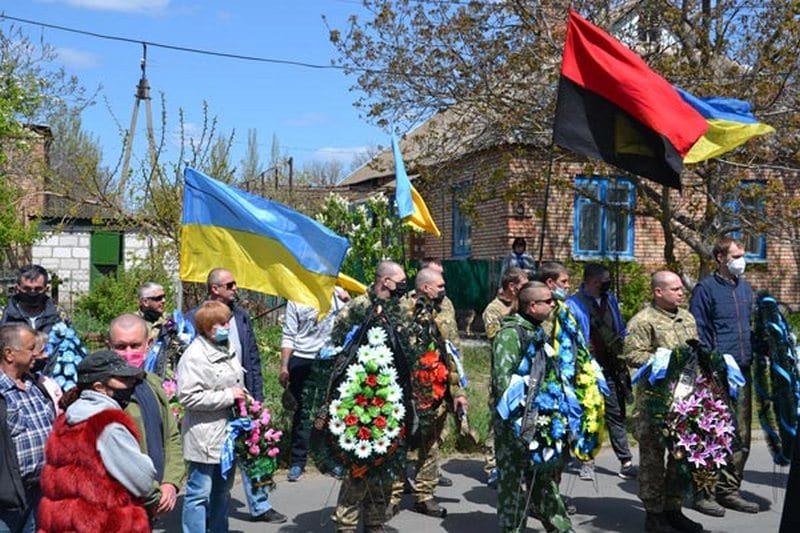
[
  {"xmin": 250, "ymin": 400, "xmax": 262, "ymax": 414},
  {"xmin": 248, "ymin": 444, "xmax": 260, "ymax": 455},
  {"xmin": 259, "ymin": 410, "xmax": 272, "ymax": 426},
  {"xmin": 267, "ymin": 447, "xmax": 280, "ymax": 458}
]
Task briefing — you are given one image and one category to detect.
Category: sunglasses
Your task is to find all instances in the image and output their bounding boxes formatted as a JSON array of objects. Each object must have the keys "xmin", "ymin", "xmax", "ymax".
[
  {"xmin": 216, "ymin": 281, "xmax": 237, "ymax": 290},
  {"xmin": 534, "ymin": 298, "xmax": 555, "ymax": 305},
  {"xmin": 146, "ymin": 294, "xmax": 166, "ymax": 302}
]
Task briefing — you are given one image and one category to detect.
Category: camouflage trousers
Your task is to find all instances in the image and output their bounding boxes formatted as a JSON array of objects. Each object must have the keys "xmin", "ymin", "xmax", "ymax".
[
  {"xmin": 495, "ymin": 421, "xmax": 571, "ymax": 533},
  {"xmin": 390, "ymin": 404, "xmax": 447, "ymax": 505},
  {"xmin": 633, "ymin": 412, "xmax": 684, "ymax": 512},
  {"xmin": 332, "ymin": 473, "xmax": 394, "ymax": 530}
]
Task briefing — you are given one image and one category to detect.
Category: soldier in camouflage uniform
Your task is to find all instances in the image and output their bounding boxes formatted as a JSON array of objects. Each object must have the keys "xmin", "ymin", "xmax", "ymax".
[
  {"xmin": 493, "ymin": 283, "xmax": 574, "ymax": 533},
  {"xmin": 331, "ymin": 260, "xmax": 413, "ymax": 533},
  {"xmin": 388, "ymin": 268, "xmax": 468, "ymax": 519},
  {"xmin": 137, "ymin": 282, "xmax": 167, "ymax": 343},
  {"xmin": 624, "ymin": 271, "xmax": 703, "ymax": 533}
]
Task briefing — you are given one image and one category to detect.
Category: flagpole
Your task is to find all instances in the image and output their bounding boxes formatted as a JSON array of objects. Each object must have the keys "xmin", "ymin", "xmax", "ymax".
[{"xmin": 536, "ymin": 137, "xmax": 556, "ymax": 268}]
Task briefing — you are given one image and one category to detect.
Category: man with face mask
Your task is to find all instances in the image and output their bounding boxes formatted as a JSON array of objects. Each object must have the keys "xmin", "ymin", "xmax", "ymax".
[
  {"xmin": 567, "ymin": 263, "xmax": 637, "ymax": 481},
  {"xmin": 185, "ymin": 268, "xmax": 286, "ymax": 524},
  {"xmin": 108, "ymin": 314, "xmax": 185, "ymax": 519},
  {"xmin": 137, "ymin": 282, "xmax": 167, "ymax": 343},
  {"xmin": 689, "ymin": 237, "xmax": 758, "ymax": 516},
  {"xmin": 0, "ymin": 265, "xmax": 69, "ymax": 334}
]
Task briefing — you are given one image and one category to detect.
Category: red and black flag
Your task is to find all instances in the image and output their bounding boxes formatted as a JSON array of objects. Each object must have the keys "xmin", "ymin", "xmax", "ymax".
[{"xmin": 553, "ymin": 9, "xmax": 708, "ymax": 190}]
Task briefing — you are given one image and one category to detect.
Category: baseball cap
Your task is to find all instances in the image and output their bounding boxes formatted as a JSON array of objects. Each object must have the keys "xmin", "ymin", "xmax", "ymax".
[{"xmin": 77, "ymin": 350, "xmax": 145, "ymax": 384}]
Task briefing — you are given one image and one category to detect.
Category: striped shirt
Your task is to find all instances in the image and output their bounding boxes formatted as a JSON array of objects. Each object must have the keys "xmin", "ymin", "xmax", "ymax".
[{"xmin": 0, "ymin": 372, "xmax": 55, "ymax": 480}]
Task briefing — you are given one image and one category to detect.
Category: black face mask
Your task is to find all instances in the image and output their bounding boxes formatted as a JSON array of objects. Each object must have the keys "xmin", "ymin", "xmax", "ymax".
[
  {"xmin": 109, "ymin": 385, "xmax": 135, "ymax": 409},
  {"xmin": 519, "ymin": 311, "xmax": 542, "ymax": 326},
  {"xmin": 15, "ymin": 292, "xmax": 46, "ymax": 307},
  {"xmin": 600, "ymin": 280, "xmax": 612, "ymax": 294},
  {"xmin": 141, "ymin": 308, "xmax": 162, "ymax": 323},
  {"xmin": 433, "ymin": 289, "xmax": 446, "ymax": 304},
  {"xmin": 390, "ymin": 280, "xmax": 408, "ymax": 299},
  {"xmin": 31, "ymin": 358, "xmax": 48, "ymax": 374}
]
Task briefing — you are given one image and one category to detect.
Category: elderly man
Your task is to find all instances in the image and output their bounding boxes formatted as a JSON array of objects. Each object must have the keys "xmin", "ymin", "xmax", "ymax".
[
  {"xmin": 108, "ymin": 314, "xmax": 185, "ymax": 518},
  {"xmin": 330, "ymin": 260, "xmax": 412, "ymax": 533},
  {"xmin": 624, "ymin": 271, "xmax": 703, "ymax": 533},
  {"xmin": 186, "ymin": 268, "xmax": 285, "ymax": 524},
  {"xmin": 137, "ymin": 282, "xmax": 167, "ymax": 343},
  {"xmin": 387, "ymin": 268, "xmax": 468, "ymax": 520},
  {"xmin": 0, "ymin": 265, "xmax": 69, "ymax": 334},
  {"xmin": 0, "ymin": 324, "xmax": 55, "ymax": 532},
  {"xmin": 689, "ymin": 236, "xmax": 758, "ymax": 516}
]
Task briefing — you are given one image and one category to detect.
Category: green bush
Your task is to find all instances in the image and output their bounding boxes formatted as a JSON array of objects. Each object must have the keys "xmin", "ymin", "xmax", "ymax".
[{"xmin": 74, "ymin": 263, "xmax": 176, "ymax": 330}]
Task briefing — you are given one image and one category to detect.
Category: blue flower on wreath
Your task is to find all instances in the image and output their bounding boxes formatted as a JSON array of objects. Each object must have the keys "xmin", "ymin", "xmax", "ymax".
[
  {"xmin": 551, "ymin": 417, "xmax": 566, "ymax": 439},
  {"xmin": 546, "ymin": 381, "xmax": 561, "ymax": 396},
  {"xmin": 535, "ymin": 392, "xmax": 556, "ymax": 411}
]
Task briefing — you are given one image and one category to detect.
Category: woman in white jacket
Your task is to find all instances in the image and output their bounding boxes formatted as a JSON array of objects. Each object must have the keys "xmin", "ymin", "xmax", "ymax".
[{"xmin": 177, "ymin": 300, "xmax": 246, "ymax": 533}]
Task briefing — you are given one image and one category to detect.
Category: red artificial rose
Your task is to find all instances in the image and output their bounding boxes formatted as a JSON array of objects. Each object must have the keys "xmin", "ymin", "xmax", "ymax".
[
  {"xmin": 357, "ymin": 426, "xmax": 371, "ymax": 440},
  {"xmin": 365, "ymin": 374, "xmax": 378, "ymax": 387},
  {"xmin": 374, "ymin": 416, "xmax": 387, "ymax": 429},
  {"xmin": 344, "ymin": 414, "xmax": 359, "ymax": 426},
  {"xmin": 355, "ymin": 394, "xmax": 369, "ymax": 406},
  {"xmin": 420, "ymin": 351, "xmax": 439, "ymax": 367},
  {"xmin": 371, "ymin": 396, "xmax": 385, "ymax": 407}
]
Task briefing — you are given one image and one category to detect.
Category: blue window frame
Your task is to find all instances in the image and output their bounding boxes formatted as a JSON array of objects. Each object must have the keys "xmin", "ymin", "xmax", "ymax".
[
  {"xmin": 452, "ymin": 182, "xmax": 472, "ymax": 257},
  {"xmin": 724, "ymin": 181, "xmax": 766, "ymax": 261},
  {"xmin": 573, "ymin": 176, "xmax": 635, "ymax": 258}
]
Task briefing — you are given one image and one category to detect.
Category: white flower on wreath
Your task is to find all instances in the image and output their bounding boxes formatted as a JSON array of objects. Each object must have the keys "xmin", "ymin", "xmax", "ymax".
[
  {"xmin": 386, "ymin": 385, "xmax": 403, "ymax": 403},
  {"xmin": 337, "ymin": 381, "xmax": 353, "ymax": 399},
  {"xmin": 367, "ymin": 327, "xmax": 388, "ymax": 347},
  {"xmin": 373, "ymin": 436, "xmax": 391, "ymax": 455},
  {"xmin": 329, "ymin": 417, "xmax": 346, "ymax": 436},
  {"xmin": 372, "ymin": 345, "xmax": 393, "ymax": 367},
  {"xmin": 339, "ymin": 433, "xmax": 357, "ymax": 452},
  {"xmin": 384, "ymin": 426, "xmax": 401, "ymax": 440},
  {"xmin": 357, "ymin": 345, "xmax": 375, "ymax": 364},
  {"xmin": 391, "ymin": 403, "xmax": 406, "ymax": 420},
  {"xmin": 383, "ymin": 366, "xmax": 399, "ymax": 383},
  {"xmin": 346, "ymin": 363, "xmax": 364, "ymax": 382},
  {"xmin": 354, "ymin": 439, "xmax": 373, "ymax": 459},
  {"xmin": 328, "ymin": 400, "xmax": 343, "ymax": 418}
]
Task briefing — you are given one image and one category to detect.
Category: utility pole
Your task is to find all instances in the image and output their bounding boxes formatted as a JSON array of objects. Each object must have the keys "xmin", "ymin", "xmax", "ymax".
[{"xmin": 119, "ymin": 43, "xmax": 157, "ymax": 192}]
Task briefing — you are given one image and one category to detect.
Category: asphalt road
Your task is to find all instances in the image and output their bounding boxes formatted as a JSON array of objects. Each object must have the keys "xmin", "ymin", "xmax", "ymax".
[{"xmin": 155, "ymin": 439, "xmax": 788, "ymax": 532}]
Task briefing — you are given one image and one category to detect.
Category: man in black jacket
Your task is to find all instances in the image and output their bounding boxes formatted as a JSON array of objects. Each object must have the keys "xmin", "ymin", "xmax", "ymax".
[
  {"xmin": 0, "ymin": 265, "xmax": 69, "ymax": 334},
  {"xmin": 186, "ymin": 268, "xmax": 285, "ymax": 524}
]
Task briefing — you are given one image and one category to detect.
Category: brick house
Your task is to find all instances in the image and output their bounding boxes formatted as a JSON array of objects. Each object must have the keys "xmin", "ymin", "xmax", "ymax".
[{"xmin": 340, "ymin": 127, "xmax": 800, "ymax": 328}]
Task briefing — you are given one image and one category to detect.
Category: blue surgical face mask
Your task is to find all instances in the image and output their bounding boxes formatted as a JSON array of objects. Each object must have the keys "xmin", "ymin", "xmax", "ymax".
[
  {"xmin": 552, "ymin": 287, "xmax": 568, "ymax": 301},
  {"xmin": 214, "ymin": 326, "xmax": 230, "ymax": 344}
]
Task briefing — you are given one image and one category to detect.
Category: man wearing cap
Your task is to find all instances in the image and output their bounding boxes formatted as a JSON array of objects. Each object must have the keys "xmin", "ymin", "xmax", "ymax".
[
  {"xmin": 0, "ymin": 324, "xmax": 55, "ymax": 532},
  {"xmin": 108, "ymin": 313, "xmax": 185, "ymax": 517},
  {"xmin": 37, "ymin": 350, "xmax": 157, "ymax": 531}
]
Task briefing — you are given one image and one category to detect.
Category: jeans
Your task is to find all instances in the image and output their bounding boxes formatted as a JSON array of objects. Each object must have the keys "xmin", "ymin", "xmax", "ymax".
[
  {"xmin": 182, "ymin": 462, "xmax": 234, "ymax": 533},
  {"xmin": 0, "ymin": 485, "xmax": 40, "ymax": 533},
  {"xmin": 241, "ymin": 467, "xmax": 272, "ymax": 517}
]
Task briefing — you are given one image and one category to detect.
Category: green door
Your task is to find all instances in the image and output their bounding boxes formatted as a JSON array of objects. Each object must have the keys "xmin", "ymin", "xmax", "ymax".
[{"xmin": 90, "ymin": 231, "xmax": 123, "ymax": 289}]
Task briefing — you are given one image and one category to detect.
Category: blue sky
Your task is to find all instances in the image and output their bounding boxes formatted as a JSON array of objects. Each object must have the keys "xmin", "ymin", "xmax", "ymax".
[{"xmin": 1, "ymin": 0, "xmax": 386, "ymax": 176}]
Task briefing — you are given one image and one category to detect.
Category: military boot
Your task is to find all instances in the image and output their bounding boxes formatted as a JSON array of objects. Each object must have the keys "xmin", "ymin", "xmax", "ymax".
[{"xmin": 644, "ymin": 511, "xmax": 681, "ymax": 533}]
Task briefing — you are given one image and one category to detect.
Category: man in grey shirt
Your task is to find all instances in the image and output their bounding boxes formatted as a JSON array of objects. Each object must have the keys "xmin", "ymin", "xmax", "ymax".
[{"xmin": 279, "ymin": 287, "xmax": 350, "ymax": 482}]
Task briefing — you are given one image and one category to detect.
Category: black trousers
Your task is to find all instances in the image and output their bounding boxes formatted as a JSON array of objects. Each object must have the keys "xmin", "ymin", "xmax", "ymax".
[
  {"xmin": 288, "ymin": 356, "xmax": 316, "ymax": 469},
  {"xmin": 603, "ymin": 373, "xmax": 633, "ymax": 464}
]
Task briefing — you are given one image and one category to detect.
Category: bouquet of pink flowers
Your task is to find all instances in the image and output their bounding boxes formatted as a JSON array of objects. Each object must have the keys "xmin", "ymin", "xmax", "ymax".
[{"xmin": 232, "ymin": 397, "xmax": 282, "ymax": 487}]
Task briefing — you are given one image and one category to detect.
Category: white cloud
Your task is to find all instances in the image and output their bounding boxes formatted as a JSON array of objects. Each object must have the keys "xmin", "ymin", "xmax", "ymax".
[
  {"xmin": 55, "ymin": 47, "xmax": 99, "ymax": 69},
  {"xmin": 312, "ymin": 146, "xmax": 370, "ymax": 164},
  {"xmin": 48, "ymin": 0, "xmax": 169, "ymax": 13},
  {"xmin": 283, "ymin": 113, "xmax": 329, "ymax": 128}
]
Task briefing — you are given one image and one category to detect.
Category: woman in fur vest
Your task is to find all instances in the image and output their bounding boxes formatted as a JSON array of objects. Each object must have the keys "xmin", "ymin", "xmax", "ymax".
[{"xmin": 37, "ymin": 350, "xmax": 157, "ymax": 532}]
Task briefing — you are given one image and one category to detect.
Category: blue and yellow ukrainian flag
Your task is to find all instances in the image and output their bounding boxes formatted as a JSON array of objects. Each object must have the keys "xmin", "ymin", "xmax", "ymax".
[
  {"xmin": 180, "ymin": 168, "xmax": 351, "ymax": 313},
  {"xmin": 392, "ymin": 133, "xmax": 441, "ymax": 237},
  {"xmin": 676, "ymin": 87, "xmax": 775, "ymax": 164}
]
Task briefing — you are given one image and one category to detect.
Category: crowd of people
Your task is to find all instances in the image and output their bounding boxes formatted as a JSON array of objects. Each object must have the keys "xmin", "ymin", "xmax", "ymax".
[{"xmin": 0, "ymin": 235, "xmax": 792, "ymax": 532}]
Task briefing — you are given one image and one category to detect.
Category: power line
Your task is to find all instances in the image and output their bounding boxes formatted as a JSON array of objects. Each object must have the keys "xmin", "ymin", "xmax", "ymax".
[{"xmin": 0, "ymin": 13, "xmax": 371, "ymax": 73}]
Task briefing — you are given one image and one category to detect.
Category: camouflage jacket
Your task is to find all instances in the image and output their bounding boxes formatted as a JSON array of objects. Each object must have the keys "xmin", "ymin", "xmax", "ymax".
[
  {"xmin": 623, "ymin": 304, "xmax": 698, "ymax": 369},
  {"xmin": 492, "ymin": 313, "xmax": 547, "ymax": 404},
  {"xmin": 482, "ymin": 296, "xmax": 514, "ymax": 341}
]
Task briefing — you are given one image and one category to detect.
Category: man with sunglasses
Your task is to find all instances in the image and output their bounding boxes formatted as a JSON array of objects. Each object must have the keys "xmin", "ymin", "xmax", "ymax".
[
  {"xmin": 137, "ymin": 283, "xmax": 167, "ymax": 343},
  {"xmin": 0, "ymin": 265, "xmax": 69, "ymax": 335},
  {"xmin": 186, "ymin": 268, "xmax": 287, "ymax": 524}
]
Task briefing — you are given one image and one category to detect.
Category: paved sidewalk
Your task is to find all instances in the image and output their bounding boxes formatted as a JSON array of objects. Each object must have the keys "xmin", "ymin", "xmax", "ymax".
[{"xmin": 155, "ymin": 439, "xmax": 788, "ymax": 532}]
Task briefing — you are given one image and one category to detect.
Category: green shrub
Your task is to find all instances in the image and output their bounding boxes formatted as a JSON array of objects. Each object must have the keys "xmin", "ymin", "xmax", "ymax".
[{"xmin": 74, "ymin": 263, "xmax": 175, "ymax": 328}]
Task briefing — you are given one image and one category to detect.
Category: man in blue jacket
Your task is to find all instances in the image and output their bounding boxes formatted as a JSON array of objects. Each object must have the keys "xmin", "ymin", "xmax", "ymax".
[
  {"xmin": 186, "ymin": 268, "xmax": 286, "ymax": 524},
  {"xmin": 689, "ymin": 237, "xmax": 759, "ymax": 516}
]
